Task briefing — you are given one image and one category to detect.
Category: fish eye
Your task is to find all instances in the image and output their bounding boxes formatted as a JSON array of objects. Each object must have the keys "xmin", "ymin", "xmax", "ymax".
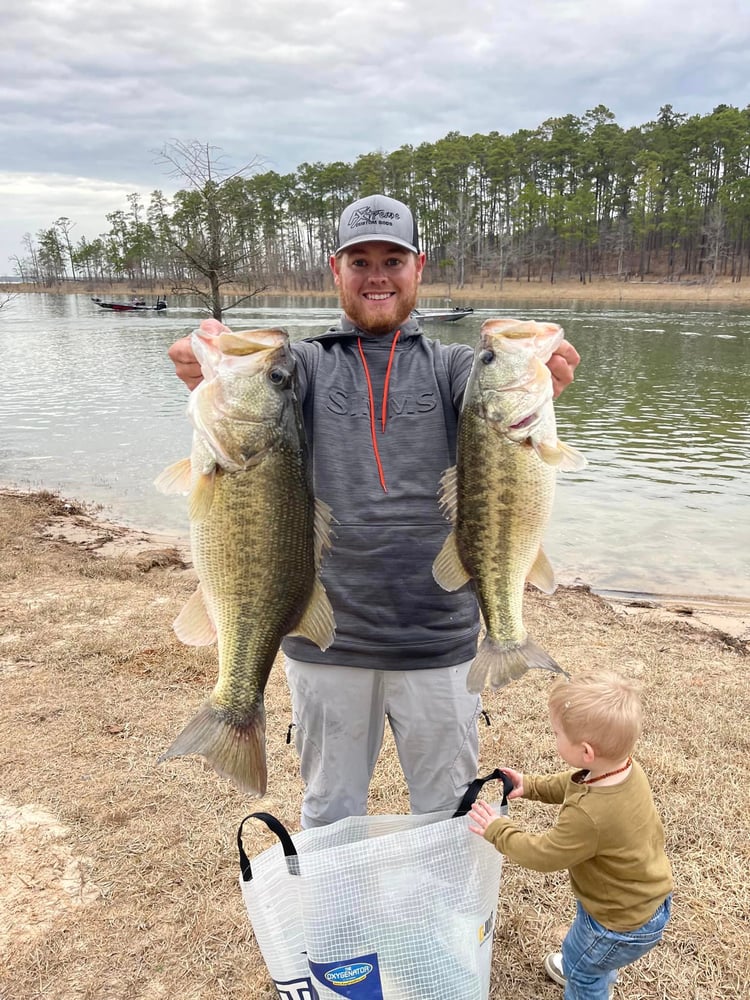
[
  {"xmin": 479, "ymin": 349, "xmax": 495, "ymax": 365},
  {"xmin": 268, "ymin": 368, "xmax": 289, "ymax": 386}
]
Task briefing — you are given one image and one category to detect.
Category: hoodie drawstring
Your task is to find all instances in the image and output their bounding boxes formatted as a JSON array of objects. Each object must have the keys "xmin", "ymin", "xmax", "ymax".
[{"xmin": 356, "ymin": 329, "xmax": 401, "ymax": 493}]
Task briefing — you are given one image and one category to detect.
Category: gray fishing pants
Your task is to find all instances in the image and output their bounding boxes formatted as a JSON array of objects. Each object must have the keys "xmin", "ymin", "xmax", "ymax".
[{"xmin": 284, "ymin": 657, "xmax": 481, "ymax": 829}]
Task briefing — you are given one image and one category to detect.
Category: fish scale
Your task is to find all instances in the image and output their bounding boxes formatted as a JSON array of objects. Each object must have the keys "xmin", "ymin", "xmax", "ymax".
[
  {"xmin": 196, "ymin": 458, "xmax": 313, "ymax": 699},
  {"xmin": 457, "ymin": 405, "xmax": 557, "ymax": 651}
]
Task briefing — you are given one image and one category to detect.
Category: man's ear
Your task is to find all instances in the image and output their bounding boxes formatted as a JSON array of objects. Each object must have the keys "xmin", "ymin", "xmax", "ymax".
[
  {"xmin": 416, "ymin": 251, "xmax": 426, "ymax": 283},
  {"xmin": 330, "ymin": 254, "xmax": 341, "ymax": 284}
]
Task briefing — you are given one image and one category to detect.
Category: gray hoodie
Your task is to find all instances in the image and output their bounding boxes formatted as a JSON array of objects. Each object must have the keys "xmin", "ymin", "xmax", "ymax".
[{"xmin": 281, "ymin": 316, "xmax": 480, "ymax": 670}]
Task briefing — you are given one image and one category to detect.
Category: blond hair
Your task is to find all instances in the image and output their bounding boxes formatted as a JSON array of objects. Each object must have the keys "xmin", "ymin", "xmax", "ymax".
[{"xmin": 548, "ymin": 671, "xmax": 643, "ymax": 760}]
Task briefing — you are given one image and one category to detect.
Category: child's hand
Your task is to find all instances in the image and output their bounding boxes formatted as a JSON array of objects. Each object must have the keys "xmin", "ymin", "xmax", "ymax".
[
  {"xmin": 468, "ymin": 799, "xmax": 499, "ymax": 836},
  {"xmin": 501, "ymin": 767, "xmax": 525, "ymax": 798}
]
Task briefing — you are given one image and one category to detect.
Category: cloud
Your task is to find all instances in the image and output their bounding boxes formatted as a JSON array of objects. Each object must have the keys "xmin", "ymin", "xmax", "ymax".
[
  {"xmin": 1, "ymin": 0, "xmax": 749, "ymax": 266},
  {"xmin": 0, "ymin": 173, "xmax": 162, "ymax": 268}
]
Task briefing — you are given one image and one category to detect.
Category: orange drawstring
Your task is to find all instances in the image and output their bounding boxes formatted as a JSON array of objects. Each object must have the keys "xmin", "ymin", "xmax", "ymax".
[{"xmin": 357, "ymin": 330, "xmax": 401, "ymax": 493}]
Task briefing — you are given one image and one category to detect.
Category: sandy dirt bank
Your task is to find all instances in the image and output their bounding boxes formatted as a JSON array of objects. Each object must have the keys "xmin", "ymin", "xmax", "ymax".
[
  {"xmin": 1, "ymin": 489, "xmax": 748, "ymax": 1000},
  {"xmin": 4, "ymin": 275, "xmax": 750, "ymax": 306}
]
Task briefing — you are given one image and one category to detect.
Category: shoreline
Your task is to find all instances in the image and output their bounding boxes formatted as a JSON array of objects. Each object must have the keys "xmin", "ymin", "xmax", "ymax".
[
  {"xmin": 6, "ymin": 486, "xmax": 746, "ymax": 648},
  {"xmin": 4, "ymin": 276, "xmax": 750, "ymax": 306}
]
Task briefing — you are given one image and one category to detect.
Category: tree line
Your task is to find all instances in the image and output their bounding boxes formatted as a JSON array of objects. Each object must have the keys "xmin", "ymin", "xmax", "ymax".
[{"xmin": 13, "ymin": 104, "xmax": 750, "ymax": 297}]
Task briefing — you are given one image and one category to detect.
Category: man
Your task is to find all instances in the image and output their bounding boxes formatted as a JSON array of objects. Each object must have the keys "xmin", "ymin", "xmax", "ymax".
[{"xmin": 168, "ymin": 194, "xmax": 580, "ymax": 828}]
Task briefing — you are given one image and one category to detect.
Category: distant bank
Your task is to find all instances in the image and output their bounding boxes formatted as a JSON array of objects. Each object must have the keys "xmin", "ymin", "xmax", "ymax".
[{"xmin": 3, "ymin": 276, "xmax": 750, "ymax": 306}]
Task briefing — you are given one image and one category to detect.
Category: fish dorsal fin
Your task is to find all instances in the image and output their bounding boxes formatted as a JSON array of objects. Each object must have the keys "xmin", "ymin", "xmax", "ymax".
[
  {"xmin": 173, "ymin": 585, "xmax": 217, "ymax": 646},
  {"xmin": 288, "ymin": 578, "xmax": 336, "ymax": 650},
  {"xmin": 188, "ymin": 471, "xmax": 217, "ymax": 522},
  {"xmin": 526, "ymin": 546, "xmax": 556, "ymax": 594},
  {"xmin": 154, "ymin": 457, "xmax": 192, "ymax": 495},
  {"xmin": 533, "ymin": 437, "xmax": 587, "ymax": 471},
  {"xmin": 313, "ymin": 497, "xmax": 335, "ymax": 569},
  {"xmin": 432, "ymin": 530, "xmax": 471, "ymax": 591},
  {"xmin": 437, "ymin": 465, "xmax": 459, "ymax": 524}
]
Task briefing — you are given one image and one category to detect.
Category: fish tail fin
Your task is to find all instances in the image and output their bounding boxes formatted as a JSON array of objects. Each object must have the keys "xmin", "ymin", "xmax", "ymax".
[
  {"xmin": 467, "ymin": 635, "xmax": 567, "ymax": 693},
  {"xmin": 158, "ymin": 699, "xmax": 267, "ymax": 796}
]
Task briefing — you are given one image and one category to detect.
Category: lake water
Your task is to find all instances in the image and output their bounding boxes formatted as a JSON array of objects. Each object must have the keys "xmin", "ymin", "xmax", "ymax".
[{"xmin": 1, "ymin": 292, "xmax": 748, "ymax": 602}]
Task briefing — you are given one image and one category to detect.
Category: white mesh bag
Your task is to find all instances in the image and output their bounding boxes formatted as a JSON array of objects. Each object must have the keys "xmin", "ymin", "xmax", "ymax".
[{"xmin": 237, "ymin": 770, "xmax": 511, "ymax": 1000}]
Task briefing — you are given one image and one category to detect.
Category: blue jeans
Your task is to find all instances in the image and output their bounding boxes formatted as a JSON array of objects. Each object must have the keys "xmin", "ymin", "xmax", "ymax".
[{"xmin": 562, "ymin": 895, "xmax": 672, "ymax": 1000}]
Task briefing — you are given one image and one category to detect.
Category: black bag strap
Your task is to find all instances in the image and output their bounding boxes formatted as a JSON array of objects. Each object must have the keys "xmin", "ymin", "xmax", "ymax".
[
  {"xmin": 453, "ymin": 768, "xmax": 514, "ymax": 818},
  {"xmin": 237, "ymin": 811, "xmax": 298, "ymax": 883}
]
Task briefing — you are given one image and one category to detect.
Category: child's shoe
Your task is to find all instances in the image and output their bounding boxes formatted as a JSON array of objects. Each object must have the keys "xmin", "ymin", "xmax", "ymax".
[
  {"xmin": 544, "ymin": 953, "xmax": 616, "ymax": 998},
  {"xmin": 543, "ymin": 951, "xmax": 566, "ymax": 986}
]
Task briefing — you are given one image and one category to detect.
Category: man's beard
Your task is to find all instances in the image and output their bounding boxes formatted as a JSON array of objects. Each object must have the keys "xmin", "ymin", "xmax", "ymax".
[{"xmin": 339, "ymin": 282, "xmax": 419, "ymax": 335}]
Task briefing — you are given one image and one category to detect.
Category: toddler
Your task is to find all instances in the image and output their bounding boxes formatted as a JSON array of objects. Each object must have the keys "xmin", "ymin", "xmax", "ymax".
[{"xmin": 469, "ymin": 672, "xmax": 672, "ymax": 1000}]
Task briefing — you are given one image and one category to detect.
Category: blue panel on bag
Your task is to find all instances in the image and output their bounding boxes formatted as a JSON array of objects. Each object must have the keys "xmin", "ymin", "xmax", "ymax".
[{"xmin": 308, "ymin": 954, "xmax": 384, "ymax": 999}]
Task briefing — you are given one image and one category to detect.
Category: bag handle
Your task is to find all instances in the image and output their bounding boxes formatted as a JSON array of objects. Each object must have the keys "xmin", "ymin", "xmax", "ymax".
[
  {"xmin": 237, "ymin": 772, "xmax": 514, "ymax": 881},
  {"xmin": 453, "ymin": 768, "xmax": 514, "ymax": 818},
  {"xmin": 237, "ymin": 811, "xmax": 298, "ymax": 883}
]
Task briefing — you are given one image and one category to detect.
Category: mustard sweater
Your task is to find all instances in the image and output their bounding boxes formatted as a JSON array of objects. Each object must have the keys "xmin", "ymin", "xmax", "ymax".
[{"xmin": 483, "ymin": 760, "xmax": 673, "ymax": 931}]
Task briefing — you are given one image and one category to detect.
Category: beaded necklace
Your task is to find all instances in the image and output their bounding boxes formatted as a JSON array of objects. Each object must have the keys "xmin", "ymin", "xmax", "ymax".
[{"xmin": 578, "ymin": 756, "xmax": 632, "ymax": 785}]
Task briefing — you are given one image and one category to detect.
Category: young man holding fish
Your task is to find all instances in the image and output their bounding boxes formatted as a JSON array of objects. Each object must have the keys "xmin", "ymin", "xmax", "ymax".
[{"xmin": 167, "ymin": 194, "xmax": 580, "ymax": 828}]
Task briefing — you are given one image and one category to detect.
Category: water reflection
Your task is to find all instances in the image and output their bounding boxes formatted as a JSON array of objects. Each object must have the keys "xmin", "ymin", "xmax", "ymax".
[{"xmin": 1, "ymin": 293, "xmax": 748, "ymax": 599}]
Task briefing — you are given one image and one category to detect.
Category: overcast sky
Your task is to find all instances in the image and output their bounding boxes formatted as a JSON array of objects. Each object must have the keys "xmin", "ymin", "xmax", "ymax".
[{"xmin": 2, "ymin": 0, "xmax": 749, "ymax": 271}]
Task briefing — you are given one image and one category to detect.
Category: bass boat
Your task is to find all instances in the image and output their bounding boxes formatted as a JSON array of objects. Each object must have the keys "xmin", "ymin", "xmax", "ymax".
[
  {"xmin": 92, "ymin": 297, "xmax": 167, "ymax": 312},
  {"xmin": 412, "ymin": 306, "xmax": 473, "ymax": 323}
]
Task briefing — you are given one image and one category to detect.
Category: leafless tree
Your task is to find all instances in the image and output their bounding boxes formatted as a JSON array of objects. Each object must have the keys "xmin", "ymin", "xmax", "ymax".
[{"xmin": 154, "ymin": 140, "xmax": 269, "ymax": 320}]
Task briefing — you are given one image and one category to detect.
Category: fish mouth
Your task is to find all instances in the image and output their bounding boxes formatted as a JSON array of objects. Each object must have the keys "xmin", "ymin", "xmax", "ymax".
[
  {"xmin": 509, "ymin": 412, "xmax": 538, "ymax": 432},
  {"xmin": 215, "ymin": 329, "xmax": 287, "ymax": 356},
  {"xmin": 480, "ymin": 319, "xmax": 564, "ymax": 361}
]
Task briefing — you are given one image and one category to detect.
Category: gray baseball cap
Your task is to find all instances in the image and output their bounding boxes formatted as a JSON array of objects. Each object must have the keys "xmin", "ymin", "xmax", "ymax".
[{"xmin": 335, "ymin": 194, "xmax": 420, "ymax": 255}]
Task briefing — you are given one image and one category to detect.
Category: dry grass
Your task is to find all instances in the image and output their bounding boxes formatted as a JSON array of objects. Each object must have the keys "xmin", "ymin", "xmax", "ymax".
[{"xmin": 1, "ymin": 490, "xmax": 748, "ymax": 999}]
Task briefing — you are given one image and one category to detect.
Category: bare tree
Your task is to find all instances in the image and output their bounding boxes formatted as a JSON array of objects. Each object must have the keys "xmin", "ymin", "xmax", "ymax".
[
  {"xmin": 154, "ymin": 140, "xmax": 269, "ymax": 320},
  {"xmin": 54, "ymin": 217, "xmax": 78, "ymax": 280}
]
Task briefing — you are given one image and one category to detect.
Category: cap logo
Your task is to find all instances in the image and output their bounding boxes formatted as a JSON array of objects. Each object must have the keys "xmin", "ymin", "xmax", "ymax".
[{"xmin": 348, "ymin": 207, "xmax": 399, "ymax": 228}]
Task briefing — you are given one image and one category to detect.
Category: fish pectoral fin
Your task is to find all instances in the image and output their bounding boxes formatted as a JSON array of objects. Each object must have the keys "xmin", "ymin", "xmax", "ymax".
[
  {"xmin": 436, "ymin": 466, "xmax": 458, "ymax": 523},
  {"xmin": 188, "ymin": 471, "xmax": 217, "ymax": 521},
  {"xmin": 526, "ymin": 546, "xmax": 556, "ymax": 594},
  {"xmin": 313, "ymin": 496, "xmax": 336, "ymax": 568},
  {"xmin": 532, "ymin": 437, "xmax": 587, "ymax": 471},
  {"xmin": 531, "ymin": 438, "xmax": 567, "ymax": 467},
  {"xmin": 432, "ymin": 531, "xmax": 471, "ymax": 591},
  {"xmin": 154, "ymin": 457, "xmax": 193, "ymax": 494},
  {"xmin": 288, "ymin": 578, "xmax": 336, "ymax": 651},
  {"xmin": 556, "ymin": 439, "xmax": 588, "ymax": 472},
  {"xmin": 173, "ymin": 585, "xmax": 217, "ymax": 646}
]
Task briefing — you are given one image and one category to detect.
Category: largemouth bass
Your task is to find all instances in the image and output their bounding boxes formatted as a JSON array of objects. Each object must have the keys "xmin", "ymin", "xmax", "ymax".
[
  {"xmin": 155, "ymin": 320, "xmax": 335, "ymax": 795},
  {"xmin": 432, "ymin": 319, "xmax": 586, "ymax": 692}
]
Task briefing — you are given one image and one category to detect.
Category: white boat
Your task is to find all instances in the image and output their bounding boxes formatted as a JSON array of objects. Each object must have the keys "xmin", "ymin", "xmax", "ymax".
[{"xmin": 412, "ymin": 307, "xmax": 474, "ymax": 323}]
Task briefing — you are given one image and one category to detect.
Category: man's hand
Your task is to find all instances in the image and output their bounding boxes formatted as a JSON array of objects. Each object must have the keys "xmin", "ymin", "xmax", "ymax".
[
  {"xmin": 548, "ymin": 339, "xmax": 580, "ymax": 398},
  {"xmin": 168, "ymin": 336, "xmax": 202, "ymax": 390}
]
